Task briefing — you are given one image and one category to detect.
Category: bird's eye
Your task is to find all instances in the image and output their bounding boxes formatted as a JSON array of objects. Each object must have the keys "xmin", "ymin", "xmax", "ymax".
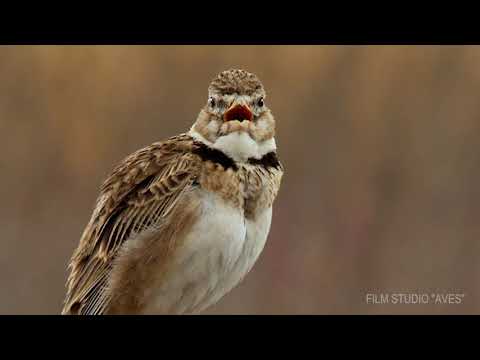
[
  {"xmin": 257, "ymin": 97, "xmax": 264, "ymax": 107},
  {"xmin": 208, "ymin": 97, "xmax": 216, "ymax": 108}
]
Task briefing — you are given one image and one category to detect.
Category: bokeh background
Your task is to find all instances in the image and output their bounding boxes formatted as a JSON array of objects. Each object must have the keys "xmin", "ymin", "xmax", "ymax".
[{"xmin": 2, "ymin": 45, "xmax": 480, "ymax": 314}]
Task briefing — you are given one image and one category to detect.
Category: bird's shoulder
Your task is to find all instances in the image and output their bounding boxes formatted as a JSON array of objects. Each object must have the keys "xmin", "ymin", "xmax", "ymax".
[
  {"xmin": 63, "ymin": 133, "xmax": 203, "ymax": 314},
  {"xmin": 88, "ymin": 134, "xmax": 201, "ymax": 245}
]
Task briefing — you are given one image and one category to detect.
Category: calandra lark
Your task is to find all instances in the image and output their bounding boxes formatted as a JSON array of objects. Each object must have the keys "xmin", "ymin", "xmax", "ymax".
[{"xmin": 62, "ymin": 69, "xmax": 284, "ymax": 315}]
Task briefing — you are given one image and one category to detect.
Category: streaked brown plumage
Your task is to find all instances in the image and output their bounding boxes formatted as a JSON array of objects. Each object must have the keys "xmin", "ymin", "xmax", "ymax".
[{"xmin": 62, "ymin": 69, "xmax": 283, "ymax": 315}]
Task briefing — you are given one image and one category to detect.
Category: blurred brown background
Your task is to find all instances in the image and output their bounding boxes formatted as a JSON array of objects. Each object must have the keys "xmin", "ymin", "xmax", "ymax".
[{"xmin": 1, "ymin": 45, "xmax": 480, "ymax": 314}]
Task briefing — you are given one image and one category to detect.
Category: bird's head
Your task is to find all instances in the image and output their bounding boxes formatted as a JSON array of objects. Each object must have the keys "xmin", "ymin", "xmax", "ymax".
[{"xmin": 190, "ymin": 69, "xmax": 276, "ymax": 162}]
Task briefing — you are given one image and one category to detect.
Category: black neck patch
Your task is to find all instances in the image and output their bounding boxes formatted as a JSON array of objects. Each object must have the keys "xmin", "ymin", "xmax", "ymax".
[
  {"xmin": 248, "ymin": 152, "xmax": 281, "ymax": 170},
  {"xmin": 192, "ymin": 142, "xmax": 238, "ymax": 171}
]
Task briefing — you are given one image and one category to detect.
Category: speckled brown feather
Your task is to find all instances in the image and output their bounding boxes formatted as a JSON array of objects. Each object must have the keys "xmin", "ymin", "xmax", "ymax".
[
  {"xmin": 63, "ymin": 69, "xmax": 283, "ymax": 315},
  {"xmin": 209, "ymin": 69, "xmax": 265, "ymax": 97},
  {"xmin": 62, "ymin": 134, "xmax": 201, "ymax": 314},
  {"xmin": 62, "ymin": 133, "xmax": 283, "ymax": 314},
  {"xmin": 105, "ymin": 191, "xmax": 202, "ymax": 314}
]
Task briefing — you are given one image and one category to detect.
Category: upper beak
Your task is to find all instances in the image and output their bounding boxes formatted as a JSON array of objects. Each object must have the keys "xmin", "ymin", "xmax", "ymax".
[{"xmin": 223, "ymin": 103, "xmax": 253, "ymax": 122}]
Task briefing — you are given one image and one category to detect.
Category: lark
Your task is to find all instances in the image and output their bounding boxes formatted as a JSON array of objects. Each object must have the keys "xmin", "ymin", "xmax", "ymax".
[{"xmin": 62, "ymin": 69, "xmax": 283, "ymax": 315}]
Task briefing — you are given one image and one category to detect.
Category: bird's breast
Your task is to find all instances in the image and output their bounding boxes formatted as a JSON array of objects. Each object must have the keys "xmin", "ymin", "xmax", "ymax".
[{"xmin": 142, "ymin": 189, "xmax": 272, "ymax": 314}]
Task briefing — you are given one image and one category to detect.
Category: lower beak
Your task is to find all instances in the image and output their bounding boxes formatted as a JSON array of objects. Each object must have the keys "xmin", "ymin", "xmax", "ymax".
[{"xmin": 223, "ymin": 104, "xmax": 253, "ymax": 122}]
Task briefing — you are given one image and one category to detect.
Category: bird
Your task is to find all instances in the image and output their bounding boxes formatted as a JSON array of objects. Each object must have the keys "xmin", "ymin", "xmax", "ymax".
[{"xmin": 62, "ymin": 69, "xmax": 284, "ymax": 315}]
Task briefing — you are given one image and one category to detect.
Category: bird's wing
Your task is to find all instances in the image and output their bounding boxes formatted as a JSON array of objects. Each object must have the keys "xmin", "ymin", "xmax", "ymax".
[{"xmin": 62, "ymin": 134, "xmax": 200, "ymax": 315}]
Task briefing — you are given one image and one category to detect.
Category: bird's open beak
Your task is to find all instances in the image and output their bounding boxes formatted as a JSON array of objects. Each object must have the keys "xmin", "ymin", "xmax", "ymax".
[{"xmin": 223, "ymin": 104, "xmax": 253, "ymax": 122}]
